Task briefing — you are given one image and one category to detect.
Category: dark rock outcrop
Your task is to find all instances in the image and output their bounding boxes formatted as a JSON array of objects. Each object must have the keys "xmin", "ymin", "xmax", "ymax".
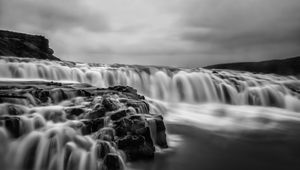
[
  {"xmin": 205, "ymin": 56, "xmax": 300, "ymax": 76},
  {"xmin": 0, "ymin": 80, "xmax": 168, "ymax": 167},
  {"xmin": 0, "ymin": 30, "xmax": 60, "ymax": 60},
  {"xmin": 102, "ymin": 153, "xmax": 124, "ymax": 170}
]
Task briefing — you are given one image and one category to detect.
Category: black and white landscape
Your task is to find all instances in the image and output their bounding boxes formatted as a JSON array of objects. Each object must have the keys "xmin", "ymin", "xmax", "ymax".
[{"xmin": 0, "ymin": 1, "xmax": 300, "ymax": 170}]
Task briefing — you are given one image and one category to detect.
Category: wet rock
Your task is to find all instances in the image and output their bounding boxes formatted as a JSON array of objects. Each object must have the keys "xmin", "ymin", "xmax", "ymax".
[
  {"xmin": 108, "ymin": 86, "xmax": 137, "ymax": 94},
  {"xmin": 39, "ymin": 108, "xmax": 66, "ymax": 122},
  {"xmin": 128, "ymin": 114, "xmax": 143, "ymax": 120},
  {"xmin": 147, "ymin": 117, "xmax": 168, "ymax": 148},
  {"xmin": 125, "ymin": 100, "xmax": 149, "ymax": 113},
  {"xmin": 117, "ymin": 135, "xmax": 145, "ymax": 149},
  {"xmin": 6, "ymin": 104, "xmax": 25, "ymax": 115},
  {"xmin": 33, "ymin": 90, "xmax": 50, "ymax": 103},
  {"xmin": 81, "ymin": 118, "xmax": 105, "ymax": 134},
  {"xmin": 114, "ymin": 118, "xmax": 133, "ymax": 137},
  {"xmin": 86, "ymin": 107, "xmax": 106, "ymax": 119},
  {"xmin": 0, "ymin": 116, "xmax": 21, "ymax": 138},
  {"xmin": 102, "ymin": 97, "xmax": 121, "ymax": 111},
  {"xmin": 102, "ymin": 153, "xmax": 124, "ymax": 170},
  {"xmin": 132, "ymin": 126, "xmax": 154, "ymax": 149},
  {"xmin": 50, "ymin": 89, "xmax": 68, "ymax": 103},
  {"xmin": 110, "ymin": 110, "xmax": 128, "ymax": 121},
  {"xmin": 97, "ymin": 127, "xmax": 115, "ymax": 141},
  {"xmin": 65, "ymin": 108, "xmax": 85, "ymax": 119},
  {"xmin": 153, "ymin": 115, "xmax": 166, "ymax": 131},
  {"xmin": 0, "ymin": 81, "xmax": 168, "ymax": 167},
  {"xmin": 131, "ymin": 119, "xmax": 146, "ymax": 132},
  {"xmin": 119, "ymin": 142, "xmax": 155, "ymax": 161},
  {"xmin": 116, "ymin": 127, "xmax": 155, "ymax": 161},
  {"xmin": 76, "ymin": 89, "xmax": 91, "ymax": 97},
  {"xmin": 96, "ymin": 140, "xmax": 113, "ymax": 159},
  {"xmin": 108, "ymin": 86, "xmax": 145, "ymax": 100},
  {"xmin": 156, "ymin": 131, "xmax": 168, "ymax": 148}
]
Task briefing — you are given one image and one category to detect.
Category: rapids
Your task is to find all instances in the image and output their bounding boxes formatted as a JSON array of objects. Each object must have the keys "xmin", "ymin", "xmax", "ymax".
[
  {"xmin": 1, "ymin": 56, "xmax": 300, "ymax": 170},
  {"xmin": 1, "ymin": 56, "xmax": 300, "ymax": 111}
]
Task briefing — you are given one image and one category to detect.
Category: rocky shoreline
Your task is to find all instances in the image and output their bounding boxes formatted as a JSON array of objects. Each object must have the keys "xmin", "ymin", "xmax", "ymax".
[{"xmin": 0, "ymin": 80, "xmax": 168, "ymax": 170}]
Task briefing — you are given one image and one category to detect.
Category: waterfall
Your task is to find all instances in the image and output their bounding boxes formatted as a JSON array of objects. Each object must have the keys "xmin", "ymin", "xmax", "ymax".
[
  {"xmin": 1, "ymin": 56, "xmax": 300, "ymax": 170},
  {"xmin": 0, "ymin": 93, "xmax": 127, "ymax": 170},
  {"xmin": 1, "ymin": 56, "xmax": 299, "ymax": 111},
  {"xmin": 2, "ymin": 125, "xmax": 124, "ymax": 170}
]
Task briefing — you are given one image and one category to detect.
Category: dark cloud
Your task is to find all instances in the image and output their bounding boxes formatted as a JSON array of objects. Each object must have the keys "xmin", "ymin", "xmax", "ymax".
[
  {"xmin": 0, "ymin": 0, "xmax": 109, "ymax": 33},
  {"xmin": 178, "ymin": 0, "xmax": 300, "ymax": 61},
  {"xmin": 0, "ymin": 0, "xmax": 300, "ymax": 67}
]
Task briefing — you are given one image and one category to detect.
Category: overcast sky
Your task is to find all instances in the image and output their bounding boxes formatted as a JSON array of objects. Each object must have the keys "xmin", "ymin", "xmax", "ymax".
[{"xmin": 1, "ymin": 0, "xmax": 300, "ymax": 67}]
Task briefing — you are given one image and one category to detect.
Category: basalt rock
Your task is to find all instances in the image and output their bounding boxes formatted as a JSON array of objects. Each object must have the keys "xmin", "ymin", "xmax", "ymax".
[
  {"xmin": 0, "ymin": 116, "xmax": 21, "ymax": 138},
  {"xmin": 147, "ymin": 116, "xmax": 168, "ymax": 148},
  {"xmin": 96, "ymin": 140, "xmax": 113, "ymax": 159},
  {"xmin": 81, "ymin": 118, "xmax": 105, "ymax": 135},
  {"xmin": 86, "ymin": 107, "xmax": 106, "ymax": 119},
  {"xmin": 124, "ymin": 100, "xmax": 150, "ymax": 113},
  {"xmin": 0, "ymin": 81, "xmax": 168, "ymax": 168},
  {"xmin": 65, "ymin": 108, "xmax": 85, "ymax": 119},
  {"xmin": 114, "ymin": 118, "xmax": 133, "ymax": 137},
  {"xmin": 97, "ymin": 127, "xmax": 115, "ymax": 141},
  {"xmin": 102, "ymin": 97, "xmax": 121, "ymax": 111},
  {"xmin": 108, "ymin": 86, "xmax": 137, "ymax": 94},
  {"xmin": 110, "ymin": 109, "xmax": 128, "ymax": 121},
  {"xmin": 116, "ymin": 134, "xmax": 155, "ymax": 161},
  {"xmin": 102, "ymin": 153, "xmax": 124, "ymax": 170},
  {"xmin": 0, "ymin": 30, "xmax": 60, "ymax": 61}
]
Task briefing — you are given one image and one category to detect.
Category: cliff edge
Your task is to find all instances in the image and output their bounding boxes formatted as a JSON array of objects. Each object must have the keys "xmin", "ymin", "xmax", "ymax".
[
  {"xmin": 205, "ymin": 56, "xmax": 300, "ymax": 76},
  {"xmin": 0, "ymin": 30, "xmax": 60, "ymax": 60}
]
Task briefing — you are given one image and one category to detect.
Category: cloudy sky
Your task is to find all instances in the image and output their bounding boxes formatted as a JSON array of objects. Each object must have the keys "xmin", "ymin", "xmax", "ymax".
[{"xmin": 1, "ymin": 0, "xmax": 300, "ymax": 67}]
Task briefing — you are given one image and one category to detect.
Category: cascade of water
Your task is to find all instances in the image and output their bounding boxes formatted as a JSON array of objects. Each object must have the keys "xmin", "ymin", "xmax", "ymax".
[
  {"xmin": 0, "ymin": 105, "xmax": 126, "ymax": 170},
  {"xmin": 1, "ymin": 57, "xmax": 300, "ymax": 170},
  {"xmin": 1, "ymin": 57, "xmax": 299, "ymax": 111}
]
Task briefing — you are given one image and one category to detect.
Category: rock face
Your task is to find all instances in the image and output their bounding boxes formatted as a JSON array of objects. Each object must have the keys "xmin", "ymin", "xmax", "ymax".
[
  {"xmin": 205, "ymin": 56, "xmax": 300, "ymax": 76},
  {"xmin": 0, "ymin": 30, "xmax": 60, "ymax": 60},
  {"xmin": 0, "ymin": 80, "xmax": 168, "ymax": 169}
]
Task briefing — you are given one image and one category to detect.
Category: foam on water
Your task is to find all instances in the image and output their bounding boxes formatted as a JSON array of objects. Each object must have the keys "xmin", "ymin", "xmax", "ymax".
[
  {"xmin": 1, "ymin": 56, "xmax": 300, "ymax": 111},
  {"xmin": 1, "ymin": 56, "xmax": 300, "ymax": 170}
]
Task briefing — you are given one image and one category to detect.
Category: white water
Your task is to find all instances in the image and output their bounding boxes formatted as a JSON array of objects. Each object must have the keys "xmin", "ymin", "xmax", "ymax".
[
  {"xmin": 1, "ymin": 57, "xmax": 300, "ymax": 111},
  {"xmin": 1, "ymin": 56, "xmax": 300, "ymax": 170}
]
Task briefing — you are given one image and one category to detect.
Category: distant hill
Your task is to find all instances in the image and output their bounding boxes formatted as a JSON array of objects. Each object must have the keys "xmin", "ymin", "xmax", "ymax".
[
  {"xmin": 0, "ymin": 30, "xmax": 60, "ymax": 60},
  {"xmin": 205, "ymin": 56, "xmax": 300, "ymax": 76}
]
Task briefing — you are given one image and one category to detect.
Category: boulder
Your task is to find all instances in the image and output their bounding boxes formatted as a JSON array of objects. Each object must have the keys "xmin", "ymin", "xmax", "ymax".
[
  {"xmin": 81, "ymin": 118, "xmax": 105, "ymax": 135},
  {"xmin": 86, "ymin": 107, "xmax": 106, "ymax": 119},
  {"xmin": 65, "ymin": 108, "xmax": 85, "ymax": 119},
  {"xmin": 6, "ymin": 104, "xmax": 25, "ymax": 115},
  {"xmin": 96, "ymin": 140, "xmax": 113, "ymax": 159},
  {"xmin": 97, "ymin": 127, "xmax": 115, "ymax": 141},
  {"xmin": 0, "ymin": 116, "xmax": 21, "ymax": 138},
  {"xmin": 114, "ymin": 118, "xmax": 133, "ymax": 137},
  {"xmin": 124, "ymin": 100, "xmax": 150, "ymax": 113},
  {"xmin": 102, "ymin": 153, "xmax": 124, "ymax": 170},
  {"xmin": 116, "ymin": 134, "xmax": 154, "ymax": 161},
  {"xmin": 102, "ymin": 97, "xmax": 121, "ymax": 111},
  {"xmin": 110, "ymin": 110, "xmax": 128, "ymax": 121},
  {"xmin": 117, "ymin": 135, "xmax": 145, "ymax": 149}
]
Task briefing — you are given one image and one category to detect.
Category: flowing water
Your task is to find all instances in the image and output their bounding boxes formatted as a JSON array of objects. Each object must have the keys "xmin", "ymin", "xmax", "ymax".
[{"xmin": 1, "ymin": 56, "xmax": 300, "ymax": 170}]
